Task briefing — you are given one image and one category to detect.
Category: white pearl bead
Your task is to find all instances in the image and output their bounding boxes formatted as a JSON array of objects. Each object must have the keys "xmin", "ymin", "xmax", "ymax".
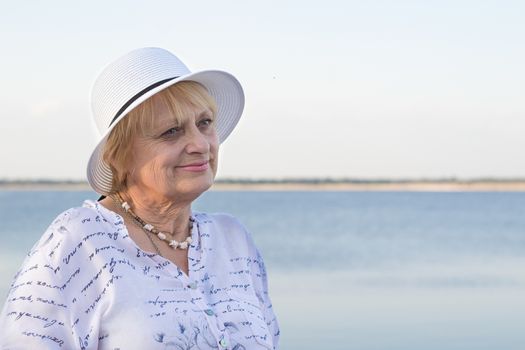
[
  {"xmin": 169, "ymin": 240, "xmax": 179, "ymax": 248},
  {"xmin": 179, "ymin": 242, "xmax": 188, "ymax": 249},
  {"xmin": 186, "ymin": 237, "xmax": 193, "ymax": 244},
  {"xmin": 143, "ymin": 224, "xmax": 154, "ymax": 231},
  {"xmin": 157, "ymin": 232, "xmax": 166, "ymax": 240}
]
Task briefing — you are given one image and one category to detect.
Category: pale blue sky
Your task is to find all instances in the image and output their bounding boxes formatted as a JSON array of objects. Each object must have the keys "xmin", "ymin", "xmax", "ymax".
[{"xmin": 1, "ymin": 0, "xmax": 524, "ymax": 180}]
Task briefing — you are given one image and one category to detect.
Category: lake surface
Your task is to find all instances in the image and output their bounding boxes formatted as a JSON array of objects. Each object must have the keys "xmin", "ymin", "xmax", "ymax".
[{"xmin": 1, "ymin": 190, "xmax": 524, "ymax": 349}]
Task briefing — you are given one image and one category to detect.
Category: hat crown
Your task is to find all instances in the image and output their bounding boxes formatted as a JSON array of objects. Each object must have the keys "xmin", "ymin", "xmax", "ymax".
[{"xmin": 91, "ymin": 47, "xmax": 191, "ymax": 134}]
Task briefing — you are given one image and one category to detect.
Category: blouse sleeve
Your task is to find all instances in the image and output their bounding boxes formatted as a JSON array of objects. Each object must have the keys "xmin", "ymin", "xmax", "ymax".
[
  {"xmin": 252, "ymin": 247, "xmax": 280, "ymax": 349},
  {"xmin": 0, "ymin": 209, "xmax": 88, "ymax": 349},
  {"xmin": 232, "ymin": 216, "xmax": 280, "ymax": 349},
  {"xmin": 0, "ymin": 248, "xmax": 74, "ymax": 348}
]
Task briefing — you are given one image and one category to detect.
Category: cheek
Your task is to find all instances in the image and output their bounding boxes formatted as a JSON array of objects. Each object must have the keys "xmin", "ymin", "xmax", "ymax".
[
  {"xmin": 212, "ymin": 152, "xmax": 219, "ymax": 175},
  {"xmin": 138, "ymin": 155, "xmax": 178, "ymax": 186},
  {"xmin": 210, "ymin": 130, "xmax": 219, "ymax": 152},
  {"xmin": 210, "ymin": 135, "xmax": 219, "ymax": 168},
  {"xmin": 152, "ymin": 150, "xmax": 181, "ymax": 172},
  {"xmin": 134, "ymin": 144, "xmax": 176, "ymax": 173}
]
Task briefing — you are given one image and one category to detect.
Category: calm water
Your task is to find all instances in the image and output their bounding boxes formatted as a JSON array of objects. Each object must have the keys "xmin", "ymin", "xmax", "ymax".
[{"xmin": 1, "ymin": 190, "xmax": 524, "ymax": 350}]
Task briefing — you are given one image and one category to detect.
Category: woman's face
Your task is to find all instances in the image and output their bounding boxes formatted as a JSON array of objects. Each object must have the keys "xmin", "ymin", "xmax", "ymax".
[{"xmin": 125, "ymin": 96, "xmax": 219, "ymax": 203}]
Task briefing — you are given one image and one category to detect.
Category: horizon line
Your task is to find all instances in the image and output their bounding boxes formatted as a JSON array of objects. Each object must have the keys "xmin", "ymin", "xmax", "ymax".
[{"xmin": 1, "ymin": 177, "xmax": 525, "ymax": 184}]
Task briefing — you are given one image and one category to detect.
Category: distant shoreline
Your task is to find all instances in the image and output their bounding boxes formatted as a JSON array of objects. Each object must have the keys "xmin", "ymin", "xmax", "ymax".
[{"xmin": 1, "ymin": 180, "xmax": 525, "ymax": 192}]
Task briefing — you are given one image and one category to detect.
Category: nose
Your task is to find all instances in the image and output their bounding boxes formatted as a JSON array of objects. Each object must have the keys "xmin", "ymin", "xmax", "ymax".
[{"xmin": 184, "ymin": 125, "xmax": 210, "ymax": 154}]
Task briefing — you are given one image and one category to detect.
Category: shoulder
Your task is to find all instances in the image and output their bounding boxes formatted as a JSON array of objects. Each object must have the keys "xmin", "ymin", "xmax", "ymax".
[
  {"xmin": 199, "ymin": 212, "xmax": 244, "ymax": 228},
  {"xmin": 6, "ymin": 200, "xmax": 122, "ymax": 294},
  {"xmin": 29, "ymin": 200, "xmax": 121, "ymax": 267},
  {"xmin": 196, "ymin": 212, "xmax": 258, "ymax": 252},
  {"xmin": 32, "ymin": 204, "xmax": 92, "ymax": 252},
  {"xmin": 198, "ymin": 212, "xmax": 248, "ymax": 236},
  {"xmin": 46, "ymin": 200, "xmax": 115, "ymax": 237}
]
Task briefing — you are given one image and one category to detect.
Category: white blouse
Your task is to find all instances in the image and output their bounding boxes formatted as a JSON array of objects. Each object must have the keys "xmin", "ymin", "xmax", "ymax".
[{"xmin": 0, "ymin": 200, "xmax": 279, "ymax": 349}]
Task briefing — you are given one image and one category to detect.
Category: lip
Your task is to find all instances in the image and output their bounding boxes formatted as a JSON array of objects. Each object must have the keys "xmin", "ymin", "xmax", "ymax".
[{"xmin": 177, "ymin": 161, "xmax": 210, "ymax": 172}]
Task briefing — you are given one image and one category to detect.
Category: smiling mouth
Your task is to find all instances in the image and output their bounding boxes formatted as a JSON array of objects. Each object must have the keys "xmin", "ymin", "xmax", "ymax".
[{"xmin": 178, "ymin": 161, "xmax": 210, "ymax": 172}]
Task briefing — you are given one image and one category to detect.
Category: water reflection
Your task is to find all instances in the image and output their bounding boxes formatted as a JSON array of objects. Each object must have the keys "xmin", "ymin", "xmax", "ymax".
[{"xmin": 271, "ymin": 263, "xmax": 525, "ymax": 350}]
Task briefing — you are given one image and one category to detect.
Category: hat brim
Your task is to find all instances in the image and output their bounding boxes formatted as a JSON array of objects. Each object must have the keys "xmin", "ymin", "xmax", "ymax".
[{"xmin": 87, "ymin": 70, "xmax": 244, "ymax": 195}]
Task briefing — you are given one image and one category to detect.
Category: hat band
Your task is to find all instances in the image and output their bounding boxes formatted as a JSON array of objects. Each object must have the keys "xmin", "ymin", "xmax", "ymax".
[{"xmin": 109, "ymin": 76, "xmax": 178, "ymax": 127}]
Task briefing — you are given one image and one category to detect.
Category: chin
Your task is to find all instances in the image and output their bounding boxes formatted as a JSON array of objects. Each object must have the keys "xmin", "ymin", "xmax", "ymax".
[{"xmin": 194, "ymin": 177, "xmax": 214, "ymax": 193}]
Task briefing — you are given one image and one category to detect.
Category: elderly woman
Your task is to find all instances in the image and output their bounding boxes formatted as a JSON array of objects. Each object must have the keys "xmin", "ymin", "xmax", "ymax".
[{"xmin": 0, "ymin": 48, "xmax": 279, "ymax": 349}]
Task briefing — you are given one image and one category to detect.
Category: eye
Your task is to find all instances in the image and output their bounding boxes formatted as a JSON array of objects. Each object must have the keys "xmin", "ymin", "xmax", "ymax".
[
  {"xmin": 198, "ymin": 118, "xmax": 213, "ymax": 128},
  {"xmin": 161, "ymin": 127, "xmax": 181, "ymax": 138}
]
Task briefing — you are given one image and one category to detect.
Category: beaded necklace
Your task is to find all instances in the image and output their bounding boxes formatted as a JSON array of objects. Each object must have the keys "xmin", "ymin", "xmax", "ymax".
[{"xmin": 110, "ymin": 193, "xmax": 193, "ymax": 254}]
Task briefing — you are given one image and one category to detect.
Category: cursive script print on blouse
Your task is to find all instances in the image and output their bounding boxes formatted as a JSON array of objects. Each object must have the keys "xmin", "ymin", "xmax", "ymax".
[{"xmin": 0, "ymin": 200, "xmax": 279, "ymax": 349}]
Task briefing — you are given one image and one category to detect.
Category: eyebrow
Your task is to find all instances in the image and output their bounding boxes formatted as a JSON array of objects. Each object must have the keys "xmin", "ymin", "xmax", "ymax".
[{"xmin": 198, "ymin": 109, "xmax": 213, "ymax": 118}]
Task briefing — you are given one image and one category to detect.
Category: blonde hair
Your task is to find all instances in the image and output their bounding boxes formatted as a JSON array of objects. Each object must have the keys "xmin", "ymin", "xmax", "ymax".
[{"xmin": 102, "ymin": 81, "xmax": 218, "ymax": 194}]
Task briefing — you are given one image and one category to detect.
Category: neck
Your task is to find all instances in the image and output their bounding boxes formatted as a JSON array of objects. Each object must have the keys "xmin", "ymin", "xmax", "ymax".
[{"xmin": 118, "ymin": 188, "xmax": 192, "ymax": 242}]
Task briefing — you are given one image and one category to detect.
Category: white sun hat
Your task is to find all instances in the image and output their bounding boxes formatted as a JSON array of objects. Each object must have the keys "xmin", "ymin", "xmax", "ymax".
[{"xmin": 87, "ymin": 47, "xmax": 245, "ymax": 195}]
